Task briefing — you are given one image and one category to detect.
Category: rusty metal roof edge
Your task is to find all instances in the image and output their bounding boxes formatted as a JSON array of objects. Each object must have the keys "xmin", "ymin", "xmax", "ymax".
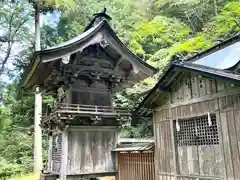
[
  {"xmin": 112, "ymin": 144, "xmax": 154, "ymax": 152},
  {"xmin": 113, "ymin": 138, "xmax": 155, "ymax": 152},
  {"xmin": 118, "ymin": 138, "xmax": 154, "ymax": 144}
]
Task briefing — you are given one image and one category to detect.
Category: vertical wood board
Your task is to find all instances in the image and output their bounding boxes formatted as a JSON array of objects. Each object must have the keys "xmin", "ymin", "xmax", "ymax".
[
  {"xmin": 67, "ymin": 129, "xmax": 117, "ymax": 175},
  {"xmin": 156, "ymin": 121, "xmax": 174, "ymax": 174},
  {"xmin": 118, "ymin": 152, "xmax": 155, "ymax": 180},
  {"xmin": 219, "ymin": 112, "xmax": 234, "ymax": 179},
  {"xmin": 226, "ymin": 110, "xmax": 240, "ymax": 179}
]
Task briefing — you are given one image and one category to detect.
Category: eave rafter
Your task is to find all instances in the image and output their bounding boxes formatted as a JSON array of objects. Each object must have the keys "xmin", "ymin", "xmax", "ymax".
[{"xmin": 23, "ymin": 19, "xmax": 156, "ymax": 90}]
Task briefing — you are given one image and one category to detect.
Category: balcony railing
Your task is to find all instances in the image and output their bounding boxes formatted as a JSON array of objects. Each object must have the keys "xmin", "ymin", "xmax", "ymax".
[{"xmin": 42, "ymin": 103, "xmax": 131, "ymax": 123}]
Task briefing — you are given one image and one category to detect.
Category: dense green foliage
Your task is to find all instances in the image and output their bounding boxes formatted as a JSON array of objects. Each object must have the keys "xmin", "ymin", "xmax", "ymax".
[{"xmin": 1, "ymin": 0, "xmax": 240, "ymax": 178}]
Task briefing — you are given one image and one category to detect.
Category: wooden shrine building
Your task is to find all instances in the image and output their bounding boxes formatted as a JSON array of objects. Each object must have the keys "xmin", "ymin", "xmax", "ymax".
[
  {"xmin": 22, "ymin": 10, "xmax": 156, "ymax": 180},
  {"xmin": 135, "ymin": 34, "xmax": 240, "ymax": 180}
]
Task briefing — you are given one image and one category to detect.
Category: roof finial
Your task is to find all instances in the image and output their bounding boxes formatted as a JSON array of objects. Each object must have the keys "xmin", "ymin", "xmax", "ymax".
[
  {"xmin": 93, "ymin": 7, "xmax": 112, "ymax": 21},
  {"xmin": 93, "ymin": 7, "xmax": 107, "ymax": 16},
  {"xmin": 103, "ymin": 7, "xmax": 107, "ymax": 13},
  {"xmin": 84, "ymin": 8, "xmax": 112, "ymax": 31}
]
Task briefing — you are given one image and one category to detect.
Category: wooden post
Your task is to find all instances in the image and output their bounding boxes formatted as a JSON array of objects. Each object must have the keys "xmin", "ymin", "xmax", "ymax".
[
  {"xmin": 169, "ymin": 92, "xmax": 179, "ymax": 180},
  {"xmin": 47, "ymin": 135, "xmax": 53, "ymax": 172},
  {"xmin": 34, "ymin": 1, "xmax": 42, "ymax": 172},
  {"xmin": 60, "ymin": 128, "xmax": 68, "ymax": 180},
  {"xmin": 34, "ymin": 86, "xmax": 43, "ymax": 173},
  {"xmin": 34, "ymin": 0, "xmax": 41, "ymax": 51}
]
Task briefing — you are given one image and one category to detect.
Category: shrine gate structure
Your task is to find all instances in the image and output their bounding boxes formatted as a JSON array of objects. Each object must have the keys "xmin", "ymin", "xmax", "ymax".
[{"xmin": 22, "ymin": 10, "xmax": 156, "ymax": 180}]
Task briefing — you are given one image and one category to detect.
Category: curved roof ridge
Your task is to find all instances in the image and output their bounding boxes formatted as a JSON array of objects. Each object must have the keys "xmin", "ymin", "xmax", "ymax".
[
  {"xmin": 37, "ymin": 20, "xmax": 106, "ymax": 54},
  {"xmin": 103, "ymin": 22, "xmax": 158, "ymax": 73},
  {"xmin": 22, "ymin": 18, "xmax": 157, "ymax": 89},
  {"xmin": 36, "ymin": 19, "xmax": 157, "ymax": 74}
]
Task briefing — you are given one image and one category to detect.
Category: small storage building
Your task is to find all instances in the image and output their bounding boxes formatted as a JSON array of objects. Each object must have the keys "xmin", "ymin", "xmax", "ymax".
[
  {"xmin": 113, "ymin": 138, "xmax": 155, "ymax": 180},
  {"xmin": 135, "ymin": 35, "xmax": 240, "ymax": 180}
]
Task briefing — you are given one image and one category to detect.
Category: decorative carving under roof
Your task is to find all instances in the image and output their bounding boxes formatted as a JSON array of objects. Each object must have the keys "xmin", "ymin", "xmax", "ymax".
[{"xmin": 23, "ymin": 10, "xmax": 157, "ymax": 92}]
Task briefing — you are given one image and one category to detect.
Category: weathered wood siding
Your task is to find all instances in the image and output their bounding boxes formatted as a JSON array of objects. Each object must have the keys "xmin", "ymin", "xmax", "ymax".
[
  {"xmin": 70, "ymin": 80, "xmax": 112, "ymax": 106},
  {"xmin": 71, "ymin": 91, "xmax": 111, "ymax": 106},
  {"xmin": 117, "ymin": 152, "xmax": 155, "ymax": 180},
  {"xmin": 52, "ymin": 134, "xmax": 62, "ymax": 174},
  {"xmin": 218, "ymin": 94, "xmax": 240, "ymax": 180},
  {"xmin": 67, "ymin": 126, "xmax": 118, "ymax": 175},
  {"xmin": 153, "ymin": 72, "xmax": 240, "ymax": 180}
]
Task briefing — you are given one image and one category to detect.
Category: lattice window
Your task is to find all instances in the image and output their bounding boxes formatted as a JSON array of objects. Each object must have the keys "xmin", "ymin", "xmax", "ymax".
[{"xmin": 175, "ymin": 114, "xmax": 219, "ymax": 146}]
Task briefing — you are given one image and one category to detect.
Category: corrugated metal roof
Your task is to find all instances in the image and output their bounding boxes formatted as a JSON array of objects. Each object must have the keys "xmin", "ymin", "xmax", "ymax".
[
  {"xmin": 113, "ymin": 144, "xmax": 154, "ymax": 152},
  {"xmin": 173, "ymin": 61, "xmax": 240, "ymax": 82},
  {"xmin": 113, "ymin": 138, "xmax": 155, "ymax": 152},
  {"xmin": 118, "ymin": 138, "xmax": 154, "ymax": 144}
]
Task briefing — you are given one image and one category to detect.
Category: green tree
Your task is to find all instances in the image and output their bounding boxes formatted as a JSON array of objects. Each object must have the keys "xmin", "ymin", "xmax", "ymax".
[
  {"xmin": 2, "ymin": 0, "xmax": 240, "ymax": 175},
  {"xmin": 153, "ymin": 0, "xmax": 229, "ymax": 32},
  {"xmin": 0, "ymin": 0, "xmax": 34, "ymax": 76},
  {"xmin": 130, "ymin": 16, "xmax": 191, "ymax": 58}
]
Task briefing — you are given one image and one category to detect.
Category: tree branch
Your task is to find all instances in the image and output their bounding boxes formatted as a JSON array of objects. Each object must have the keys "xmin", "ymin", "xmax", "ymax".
[
  {"xmin": 0, "ymin": 3, "xmax": 29, "ymax": 76},
  {"xmin": 0, "ymin": 11, "xmax": 24, "ymax": 76},
  {"xmin": 0, "ymin": 12, "xmax": 15, "ymax": 76},
  {"xmin": 11, "ymin": 18, "xmax": 28, "ymax": 41}
]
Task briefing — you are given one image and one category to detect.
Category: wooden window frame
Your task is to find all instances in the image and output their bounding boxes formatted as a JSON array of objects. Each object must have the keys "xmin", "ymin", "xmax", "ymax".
[{"xmin": 175, "ymin": 114, "xmax": 219, "ymax": 146}]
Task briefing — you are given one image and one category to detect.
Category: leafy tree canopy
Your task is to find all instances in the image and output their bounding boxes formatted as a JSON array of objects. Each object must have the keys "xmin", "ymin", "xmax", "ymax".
[{"xmin": 1, "ymin": 0, "xmax": 240, "ymax": 177}]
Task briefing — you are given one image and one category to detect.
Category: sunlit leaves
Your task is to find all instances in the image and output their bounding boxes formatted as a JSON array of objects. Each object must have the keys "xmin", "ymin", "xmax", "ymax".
[
  {"xmin": 154, "ymin": 0, "xmax": 230, "ymax": 32},
  {"xmin": 46, "ymin": 0, "xmax": 75, "ymax": 8},
  {"xmin": 120, "ymin": 121, "xmax": 152, "ymax": 138},
  {"xmin": 0, "ymin": 107, "xmax": 11, "ymax": 131},
  {"xmin": 40, "ymin": 0, "xmax": 76, "ymax": 12},
  {"xmin": 130, "ymin": 16, "xmax": 191, "ymax": 57},
  {"xmin": 28, "ymin": 0, "xmax": 76, "ymax": 13},
  {"xmin": 46, "ymin": 0, "xmax": 142, "ymax": 44},
  {"xmin": 206, "ymin": 1, "xmax": 240, "ymax": 39}
]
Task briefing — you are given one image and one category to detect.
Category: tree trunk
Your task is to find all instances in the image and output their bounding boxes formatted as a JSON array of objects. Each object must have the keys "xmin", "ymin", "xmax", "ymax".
[
  {"xmin": 35, "ymin": 0, "xmax": 41, "ymax": 51},
  {"xmin": 214, "ymin": 0, "xmax": 218, "ymax": 16}
]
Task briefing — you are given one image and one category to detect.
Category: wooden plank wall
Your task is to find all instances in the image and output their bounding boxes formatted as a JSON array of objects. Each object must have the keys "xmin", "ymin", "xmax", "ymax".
[
  {"xmin": 71, "ymin": 91, "xmax": 111, "ymax": 106},
  {"xmin": 118, "ymin": 152, "xmax": 155, "ymax": 180},
  {"xmin": 170, "ymin": 73, "xmax": 218, "ymax": 103},
  {"xmin": 67, "ymin": 127, "xmax": 117, "ymax": 175},
  {"xmin": 70, "ymin": 80, "xmax": 112, "ymax": 106},
  {"xmin": 218, "ymin": 94, "xmax": 240, "ymax": 180},
  {"xmin": 154, "ymin": 72, "xmax": 240, "ymax": 180},
  {"xmin": 154, "ymin": 110, "xmax": 175, "ymax": 179},
  {"xmin": 52, "ymin": 134, "xmax": 62, "ymax": 174}
]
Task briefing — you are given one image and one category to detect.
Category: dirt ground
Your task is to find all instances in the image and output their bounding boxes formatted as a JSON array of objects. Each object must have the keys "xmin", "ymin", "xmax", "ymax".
[{"xmin": 99, "ymin": 177, "xmax": 115, "ymax": 180}]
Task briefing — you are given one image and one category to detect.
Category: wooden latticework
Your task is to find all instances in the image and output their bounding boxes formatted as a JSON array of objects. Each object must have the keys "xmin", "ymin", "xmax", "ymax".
[
  {"xmin": 176, "ymin": 114, "xmax": 219, "ymax": 146},
  {"xmin": 117, "ymin": 152, "xmax": 155, "ymax": 180}
]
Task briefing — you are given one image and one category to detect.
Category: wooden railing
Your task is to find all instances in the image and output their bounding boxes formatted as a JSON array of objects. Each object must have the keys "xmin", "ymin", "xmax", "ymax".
[{"xmin": 43, "ymin": 103, "xmax": 131, "ymax": 119}]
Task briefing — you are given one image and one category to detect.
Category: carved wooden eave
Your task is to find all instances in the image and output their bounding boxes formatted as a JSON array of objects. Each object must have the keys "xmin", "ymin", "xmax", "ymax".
[{"xmin": 23, "ymin": 19, "xmax": 157, "ymax": 92}]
